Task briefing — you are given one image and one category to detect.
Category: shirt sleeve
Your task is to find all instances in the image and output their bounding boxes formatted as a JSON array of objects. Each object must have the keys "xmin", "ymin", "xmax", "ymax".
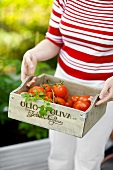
[{"xmin": 45, "ymin": 0, "xmax": 65, "ymax": 47}]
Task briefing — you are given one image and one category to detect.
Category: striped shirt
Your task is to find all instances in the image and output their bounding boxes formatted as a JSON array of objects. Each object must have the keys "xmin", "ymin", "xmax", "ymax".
[{"xmin": 46, "ymin": 0, "xmax": 113, "ymax": 85}]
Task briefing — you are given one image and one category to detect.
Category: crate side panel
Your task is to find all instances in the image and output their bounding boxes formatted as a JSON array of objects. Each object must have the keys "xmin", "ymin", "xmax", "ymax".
[
  {"xmin": 8, "ymin": 94, "xmax": 85, "ymax": 138},
  {"xmin": 83, "ymin": 103, "xmax": 107, "ymax": 136}
]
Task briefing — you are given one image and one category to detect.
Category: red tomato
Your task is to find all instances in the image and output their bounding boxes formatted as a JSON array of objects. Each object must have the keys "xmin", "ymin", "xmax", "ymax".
[
  {"xmin": 73, "ymin": 100, "xmax": 90, "ymax": 111},
  {"xmin": 65, "ymin": 98, "xmax": 73, "ymax": 107},
  {"xmin": 54, "ymin": 97, "xmax": 65, "ymax": 106},
  {"xmin": 46, "ymin": 92, "xmax": 53, "ymax": 99},
  {"xmin": 53, "ymin": 84, "xmax": 68, "ymax": 98},
  {"xmin": 28, "ymin": 86, "xmax": 45, "ymax": 95},
  {"xmin": 44, "ymin": 96, "xmax": 53, "ymax": 102},
  {"xmin": 79, "ymin": 95, "xmax": 91, "ymax": 103},
  {"xmin": 63, "ymin": 91, "xmax": 69, "ymax": 101},
  {"xmin": 42, "ymin": 84, "xmax": 53, "ymax": 92},
  {"xmin": 71, "ymin": 95, "xmax": 79, "ymax": 103}
]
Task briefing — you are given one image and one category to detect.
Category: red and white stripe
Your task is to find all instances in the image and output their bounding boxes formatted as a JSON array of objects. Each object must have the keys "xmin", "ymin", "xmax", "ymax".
[{"xmin": 46, "ymin": 0, "xmax": 113, "ymax": 82}]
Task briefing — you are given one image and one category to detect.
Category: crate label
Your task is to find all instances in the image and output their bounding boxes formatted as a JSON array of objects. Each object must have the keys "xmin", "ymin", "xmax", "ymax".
[{"xmin": 20, "ymin": 101, "xmax": 77, "ymax": 126}]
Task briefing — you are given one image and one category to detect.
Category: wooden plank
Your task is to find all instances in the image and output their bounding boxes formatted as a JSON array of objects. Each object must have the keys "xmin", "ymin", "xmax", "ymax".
[{"xmin": 0, "ymin": 139, "xmax": 50, "ymax": 170}]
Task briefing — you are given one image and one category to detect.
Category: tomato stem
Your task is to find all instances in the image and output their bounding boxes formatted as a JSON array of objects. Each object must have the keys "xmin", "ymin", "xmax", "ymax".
[
  {"xmin": 55, "ymin": 81, "xmax": 64, "ymax": 86},
  {"xmin": 51, "ymin": 89, "xmax": 55, "ymax": 103}
]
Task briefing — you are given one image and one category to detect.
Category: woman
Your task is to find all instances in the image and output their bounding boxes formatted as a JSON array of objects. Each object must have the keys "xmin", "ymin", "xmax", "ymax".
[{"xmin": 21, "ymin": 0, "xmax": 113, "ymax": 170}]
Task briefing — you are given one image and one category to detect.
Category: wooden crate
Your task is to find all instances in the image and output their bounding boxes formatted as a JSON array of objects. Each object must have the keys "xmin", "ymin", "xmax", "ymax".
[{"xmin": 8, "ymin": 74, "xmax": 107, "ymax": 138}]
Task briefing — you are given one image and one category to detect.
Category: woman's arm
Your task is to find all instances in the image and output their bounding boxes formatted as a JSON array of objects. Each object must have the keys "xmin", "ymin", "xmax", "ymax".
[{"xmin": 21, "ymin": 39, "xmax": 60, "ymax": 81}]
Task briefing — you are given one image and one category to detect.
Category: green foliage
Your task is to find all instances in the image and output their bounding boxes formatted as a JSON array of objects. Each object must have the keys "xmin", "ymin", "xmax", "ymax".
[
  {"xmin": 0, "ymin": 0, "xmax": 53, "ymax": 60},
  {"xmin": 0, "ymin": 29, "xmax": 33, "ymax": 60},
  {"xmin": 0, "ymin": 0, "xmax": 53, "ymax": 31},
  {"xmin": 0, "ymin": 57, "xmax": 21, "ymax": 124},
  {"xmin": 0, "ymin": 0, "xmax": 57, "ymax": 142},
  {"xmin": 21, "ymin": 92, "xmax": 53, "ymax": 116},
  {"xmin": 0, "ymin": 56, "xmax": 54, "ymax": 141},
  {"xmin": 0, "ymin": 55, "xmax": 21, "ymax": 74},
  {"xmin": 0, "ymin": 57, "xmax": 52, "ymax": 141},
  {"xmin": 35, "ymin": 62, "xmax": 56, "ymax": 76},
  {"xmin": 0, "ymin": 74, "xmax": 21, "ymax": 123},
  {"xmin": 18, "ymin": 122, "xmax": 48, "ymax": 139}
]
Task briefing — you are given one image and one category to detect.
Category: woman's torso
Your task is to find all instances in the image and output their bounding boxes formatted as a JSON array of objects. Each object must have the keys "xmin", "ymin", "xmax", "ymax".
[{"xmin": 58, "ymin": 0, "xmax": 113, "ymax": 85}]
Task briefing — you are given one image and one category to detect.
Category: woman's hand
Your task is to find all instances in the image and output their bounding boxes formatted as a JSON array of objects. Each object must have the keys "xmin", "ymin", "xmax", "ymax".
[
  {"xmin": 96, "ymin": 76, "xmax": 113, "ymax": 105},
  {"xmin": 21, "ymin": 39, "xmax": 60, "ymax": 82},
  {"xmin": 21, "ymin": 49, "xmax": 38, "ymax": 82}
]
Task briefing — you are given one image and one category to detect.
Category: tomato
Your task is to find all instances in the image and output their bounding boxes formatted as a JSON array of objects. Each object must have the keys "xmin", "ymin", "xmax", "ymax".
[
  {"xmin": 54, "ymin": 97, "xmax": 65, "ymax": 106},
  {"xmin": 53, "ymin": 84, "xmax": 68, "ymax": 98},
  {"xmin": 46, "ymin": 92, "xmax": 53, "ymax": 99},
  {"xmin": 65, "ymin": 98, "xmax": 73, "ymax": 107},
  {"xmin": 73, "ymin": 100, "xmax": 90, "ymax": 111},
  {"xmin": 44, "ymin": 96, "xmax": 53, "ymax": 102},
  {"xmin": 28, "ymin": 86, "xmax": 45, "ymax": 95},
  {"xmin": 63, "ymin": 91, "xmax": 69, "ymax": 101},
  {"xmin": 71, "ymin": 95, "xmax": 79, "ymax": 103},
  {"xmin": 79, "ymin": 95, "xmax": 91, "ymax": 103},
  {"xmin": 42, "ymin": 84, "xmax": 53, "ymax": 92}
]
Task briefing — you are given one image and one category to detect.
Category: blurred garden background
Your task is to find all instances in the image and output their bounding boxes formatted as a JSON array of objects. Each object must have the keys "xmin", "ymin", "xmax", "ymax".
[{"xmin": 0, "ymin": 0, "xmax": 57, "ymax": 147}]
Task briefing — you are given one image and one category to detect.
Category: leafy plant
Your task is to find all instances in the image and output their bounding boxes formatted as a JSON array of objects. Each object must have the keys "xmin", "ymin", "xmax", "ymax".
[
  {"xmin": 35, "ymin": 62, "xmax": 55, "ymax": 76},
  {"xmin": 0, "ymin": 0, "xmax": 57, "ymax": 144},
  {"xmin": 21, "ymin": 91, "xmax": 53, "ymax": 116},
  {"xmin": 0, "ymin": 74, "xmax": 21, "ymax": 124},
  {"xmin": 18, "ymin": 122, "xmax": 48, "ymax": 139},
  {"xmin": 0, "ymin": 56, "xmax": 21, "ymax": 124},
  {"xmin": 0, "ymin": 0, "xmax": 53, "ymax": 61}
]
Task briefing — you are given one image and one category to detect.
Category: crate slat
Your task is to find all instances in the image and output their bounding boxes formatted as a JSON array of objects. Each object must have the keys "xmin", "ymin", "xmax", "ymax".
[{"xmin": 0, "ymin": 139, "xmax": 50, "ymax": 170}]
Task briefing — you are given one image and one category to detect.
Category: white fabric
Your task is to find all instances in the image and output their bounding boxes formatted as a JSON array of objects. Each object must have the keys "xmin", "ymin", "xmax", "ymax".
[
  {"xmin": 54, "ymin": 64, "xmax": 105, "ymax": 88},
  {"xmin": 48, "ymin": 65, "xmax": 113, "ymax": 170}
]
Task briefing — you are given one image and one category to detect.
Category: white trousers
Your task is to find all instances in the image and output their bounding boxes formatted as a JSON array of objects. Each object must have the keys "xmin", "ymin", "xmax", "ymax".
[{"xmin": 48, "ymin": 65, "xmax": 113, "ymax": 170}]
